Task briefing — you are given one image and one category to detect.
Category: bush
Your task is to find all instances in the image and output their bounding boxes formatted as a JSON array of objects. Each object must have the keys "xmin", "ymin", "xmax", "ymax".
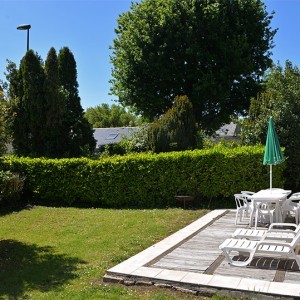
[
  {"xmin": 0, "ymin": 170, "xmax": 25, "ymax": 203},
  {"xmin": 148, "ymin": 95, "xmax": 197, "ymax": 153},
  {"xmin": 0, "ymin": 146, "xmax": 285, "ymax": 208}
]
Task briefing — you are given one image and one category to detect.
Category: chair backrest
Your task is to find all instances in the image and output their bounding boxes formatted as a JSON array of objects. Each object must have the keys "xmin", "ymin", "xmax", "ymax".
[
  {"xmin": 284, "ymin": 194, "xmax": 300, "ymax": 209},
  {"xmin": 282, "ymin": 197, "xmax": 296, "ymax": 209},
  {"xmin": 290, "ymin": 229, "xmax": 300, "ymax": 247},
  {"xmin": 241, "ymin": 191, "xmax": 255, "ymax": 195},
  {"xmin": 290, "ymin": 193, "xmax": 300, "ymax": 201},
  {"xmin": 241, "ymin": 191, "xmax": 255, "ymax": 201},
  {"xmin": 256, "ymin": 200, "xmax": 277, "ymax": 213},
  {"xmin": 234, "ymin": 194, "xmax": 248, "ymax": 209}
]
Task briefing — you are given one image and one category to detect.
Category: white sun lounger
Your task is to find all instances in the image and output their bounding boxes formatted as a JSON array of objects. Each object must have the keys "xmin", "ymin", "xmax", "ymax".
[
  {"xmin": 219, "ymin": 230, "xmax": 300, "ymax": 267},
  {"xmin": 232, "ymin": 223, "xmax": 300, "ymax": 241}
]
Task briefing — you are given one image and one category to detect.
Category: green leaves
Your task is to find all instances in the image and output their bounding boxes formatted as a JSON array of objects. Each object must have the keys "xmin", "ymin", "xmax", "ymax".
[
  {"xmin": 241, "ymin": 61, "xmax": 300, "ymax": 190},
  {"xmin": 84, "ymin": 104, "xmax": 142, "ymax": 128},
  {"xmin": 110, "ymin": 0, "xmax": 275, "ymax": 132},
  {"xmin": 148, "ymin": 95, "xmax": 197, "ymax": 152},
  {"xmin": 6, "ymin": 48, "xmax": 96, "ymax": 158},
  {"xmin": 0, "ymin": 145, "xmax": 285, "ymax": 208}
]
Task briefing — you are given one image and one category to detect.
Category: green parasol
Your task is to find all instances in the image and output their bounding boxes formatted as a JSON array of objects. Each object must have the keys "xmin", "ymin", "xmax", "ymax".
[{"xmin": 263, "ymin": 117, "xmax": 284, "ymax": 190}]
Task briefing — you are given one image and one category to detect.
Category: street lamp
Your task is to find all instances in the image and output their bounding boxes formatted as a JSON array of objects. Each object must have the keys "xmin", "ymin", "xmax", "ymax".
[{"xmin": 17, "ymin": 24, "xmax": 31, "ymax": 51}]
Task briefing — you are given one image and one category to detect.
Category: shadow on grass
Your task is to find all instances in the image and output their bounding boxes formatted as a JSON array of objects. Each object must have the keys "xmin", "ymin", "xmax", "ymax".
[{"xmin": 0, "ymin": 239, "xmax": 86, "ymax": 298}]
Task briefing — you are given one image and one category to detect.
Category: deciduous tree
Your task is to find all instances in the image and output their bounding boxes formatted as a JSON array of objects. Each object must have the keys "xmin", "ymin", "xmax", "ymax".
[
  {"xmin": 84, "ymin": 103, "xmax": 141, "ymax": 128},
  {"xmin": 241, "ymin": 61, "xmax": 300, "ymax": 190},
  {"xmin": 111, "ymin": 0, "xmax": 276, "ymax": 132}
]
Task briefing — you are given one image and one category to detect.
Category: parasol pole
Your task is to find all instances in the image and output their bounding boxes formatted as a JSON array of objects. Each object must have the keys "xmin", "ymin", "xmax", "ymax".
[{"xmin": 270, "ymin": 164, "xmax": 272, "ymax": 191}]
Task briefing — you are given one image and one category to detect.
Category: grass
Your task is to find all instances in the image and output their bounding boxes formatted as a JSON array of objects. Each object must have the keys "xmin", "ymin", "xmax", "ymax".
[{"xmin": 0, "ymin": 206, "xmax": 232, "ymax": 300}]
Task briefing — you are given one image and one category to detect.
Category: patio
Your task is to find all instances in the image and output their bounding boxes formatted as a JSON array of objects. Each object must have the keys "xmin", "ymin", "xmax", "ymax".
[{"xmin": 104, "ymin": 210, "xmax": 300, "ymax": 299}]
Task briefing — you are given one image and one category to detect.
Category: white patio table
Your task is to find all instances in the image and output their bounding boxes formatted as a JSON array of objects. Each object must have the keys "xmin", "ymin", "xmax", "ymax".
[{"xmin": 249, "ymin": 189, "xmax": 292, "ymax": 229}]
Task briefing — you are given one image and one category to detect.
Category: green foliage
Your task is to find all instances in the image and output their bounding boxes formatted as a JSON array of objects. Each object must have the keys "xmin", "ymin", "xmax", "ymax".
[
  {"xmin": 95, "ymin": 127, "xmax": 150, "ymax": 158},
  {"xmin": 148, "ymin": 95, "xmax": 197, "ymax": 153},
  {"xmin": 58, "ymin": 47, "xmax": 96, "ymax": 157},
  {"xmin": 110, "ymin": 0, "xmax": 276, "ymax": 132},
  {"xmin": 84, "ymin": 103, "xmax": 142, "ymax": 128},
  {"xmin": 119, "ymin": 126, "xmax": 150, "ymax": 154},
  {"xmin": 0, "ymin": 92, "xmax": 11, "ymax": 156},
  {"xmin": 241, "ymin": 61, "xmax": 300, "ymax": 190},
  {"xmin": 12, "ymin": 50, "xmax": 46, "ymax": 156},
  {"xmin": 5, "ymin": 48, "xmax": 96, "ymax": 158},
  {"xmin": 44, "ymin": 47, "xmax": 68, "ymax": 157},
  {"xmin": 203, "ymin": 138, "xmax": 241, "ymax": 149},
  {"xmin": 0, "ymin": 170, "xmax": 24, "ymax": 203},
  {"xmin": 0, "ymin": 145, "xmax": 285, "ymax": 208}
]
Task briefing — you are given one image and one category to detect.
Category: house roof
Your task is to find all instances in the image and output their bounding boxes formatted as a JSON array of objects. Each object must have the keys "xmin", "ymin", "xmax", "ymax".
[
  {"xmin": 215, "ymin": 122, "xmax": 240, "ymax": 137},
  {"xmin": 93, "ymin": 127, "xmax": 141, "ymax": 147}
]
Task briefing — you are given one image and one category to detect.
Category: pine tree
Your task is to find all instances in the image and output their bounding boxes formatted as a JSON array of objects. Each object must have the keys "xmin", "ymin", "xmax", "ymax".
[
  {"xmin": 13, "ymin": 50, "xmax": 46, "ymax": 156},
  {"xmin": 44, "ymin": 47, "xmax": 68, "ymax": 157},
  {"xmin": 58, "ymin": 47, "xmax": 96, "ymax": 156},
  {"xmin": 148, "ymin": 95, "xmax": 196, "ymax": 153}
]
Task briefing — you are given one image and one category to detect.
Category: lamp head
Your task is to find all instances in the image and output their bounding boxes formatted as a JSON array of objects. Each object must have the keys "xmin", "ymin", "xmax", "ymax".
[{"xmin": 17, "ymin": 24, "xmax": 31, "ymax": 30}]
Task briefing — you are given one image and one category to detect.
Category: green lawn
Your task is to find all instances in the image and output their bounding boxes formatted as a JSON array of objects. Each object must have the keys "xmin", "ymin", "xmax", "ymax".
[{"xmin": 0, "ymin": 206, "xmax": 230, "ymax": 300}]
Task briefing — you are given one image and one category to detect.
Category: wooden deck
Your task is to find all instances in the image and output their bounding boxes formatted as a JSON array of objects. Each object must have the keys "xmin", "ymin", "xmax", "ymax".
[
  {"xmin": 106, "ymin": 210, "xmax": 300, "ymax": 298},
  {"xmin": 151, "ymin": 210, "xmax": 300, "ymax": 283}
]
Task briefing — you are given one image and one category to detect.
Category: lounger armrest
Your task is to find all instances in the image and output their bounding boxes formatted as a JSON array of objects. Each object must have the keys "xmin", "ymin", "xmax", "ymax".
[
  {"xmin": 257, "ymin": 240, "xmax": 291, "ymax": 248},
  {"xmin": 268, "ymin": 223, "xmax": 297, "ymax": 230},
  {"xmin": 267, "ymin": 229, "xmax": 297, "ymax": 234}
]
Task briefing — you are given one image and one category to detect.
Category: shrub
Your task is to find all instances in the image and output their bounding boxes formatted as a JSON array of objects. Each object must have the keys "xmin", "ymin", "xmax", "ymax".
[
  {"xmin": 0, "ymin": 170, "xmax": 25, "ymax": 203},
  {"xmin": 148, "ymin": 95, "xmax": 197, "ymax": 153},
  {"xmin": 0, "ymin": 146, "xmax": 285, "ymax": 208}
]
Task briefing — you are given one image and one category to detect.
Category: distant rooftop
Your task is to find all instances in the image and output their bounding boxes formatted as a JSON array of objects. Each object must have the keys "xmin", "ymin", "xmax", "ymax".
[
  {"xmin": 215, "ymin": 122, "xmax": 240, "ymax": 137},
  {"xmin": 93, "ymin": 127, "xmax": 141, "ymax": 147}
]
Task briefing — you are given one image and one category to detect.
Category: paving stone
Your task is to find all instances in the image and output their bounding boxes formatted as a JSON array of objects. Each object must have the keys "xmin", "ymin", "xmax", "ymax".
[
  {"xmin": 174, "ymin": 286, "xmax": 198, "ymax": 295},
  {"xmin": 154, "ymin": 283, "xmax": 172, "ymax": 288},
  {"xmin": 102, "ymin": 274, "xmax": 124, "ymax": 284},
  {"xmin": 135, "ymin": 280, "xmax": 153, "ymax": 286},
  {"xmin": 123, "ymin": 280, "xmax": 135, "ymax": 286}
]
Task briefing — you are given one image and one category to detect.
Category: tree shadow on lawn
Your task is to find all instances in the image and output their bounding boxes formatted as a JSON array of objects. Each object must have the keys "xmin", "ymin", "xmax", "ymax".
[{"xmin": 0, "ymin": 239, "xmax": 86, "ymax": 299}]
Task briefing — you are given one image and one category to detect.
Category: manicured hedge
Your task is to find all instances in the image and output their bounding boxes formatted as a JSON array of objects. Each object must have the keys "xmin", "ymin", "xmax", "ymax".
[{"xmin": 0, "ymin": 146, "xmax": 285, "ymax": 208}]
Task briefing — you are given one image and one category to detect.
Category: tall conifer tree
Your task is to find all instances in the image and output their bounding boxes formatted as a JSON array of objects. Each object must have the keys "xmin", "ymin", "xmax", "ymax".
[
  {"xmin": 13, "ymin": 50, "xmax": 45, "ymax": 156},
  {"xmin": 148, "ymin": 95, "xmax": 196, "ymax": 153},
  {"xmin": 58, "ymin": 47, "xmax": 95, "ymax": 156},
  {"xmin": 44, "ymin": 47, "xmax": 68, "ymax": 157}
]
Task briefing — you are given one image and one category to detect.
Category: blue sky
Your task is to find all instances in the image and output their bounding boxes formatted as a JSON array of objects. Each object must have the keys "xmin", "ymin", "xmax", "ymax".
[{"xmin": 0, "ymin": 0, "xmax": 299, "ymax": 111}]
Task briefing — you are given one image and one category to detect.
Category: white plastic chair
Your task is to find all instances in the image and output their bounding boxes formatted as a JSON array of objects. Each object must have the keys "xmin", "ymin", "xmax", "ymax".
[
  {"xmin": 240, "ymin": 191, "xmax": 255, "ymax": 225},
  {"xmin": 234, "ymin": 194, "xmax": 252, "ymax": 225},
  {"xmin": 282, "ymin": 193, "xmax": 300, "ymax": 224},
  {"xmin": 254, "ymin": 201, "xmax": 277, "ymax": 229}
]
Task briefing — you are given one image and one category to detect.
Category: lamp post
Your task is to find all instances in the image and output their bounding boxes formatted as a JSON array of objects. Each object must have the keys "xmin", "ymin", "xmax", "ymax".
[{"xmin": 17, "ymin": 24, "xmax": 31, "ymax": 51}]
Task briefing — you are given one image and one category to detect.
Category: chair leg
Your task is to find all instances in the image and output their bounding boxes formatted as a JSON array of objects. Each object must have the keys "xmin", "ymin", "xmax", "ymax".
[
  {"xmin": 255, "ymin": 209, "xmax": 259, "ymax": 229},
  {"xmin": 270, "ymin": 213, "xmax": 273, "ymax": 225},
  {"xmin": 295, "ymin": 209, "xmax": 299, "ymax": 225},
  {"xmin": 235, "ymin": 210, "xmax": 238, "ymax": 225},
  {"xmin": 292, "ymin": 251, "xmax": 300, "ymax": 269},
  {"xmin": 249, "ymin": 209, "xmax": 255, "ymax": 227}
]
